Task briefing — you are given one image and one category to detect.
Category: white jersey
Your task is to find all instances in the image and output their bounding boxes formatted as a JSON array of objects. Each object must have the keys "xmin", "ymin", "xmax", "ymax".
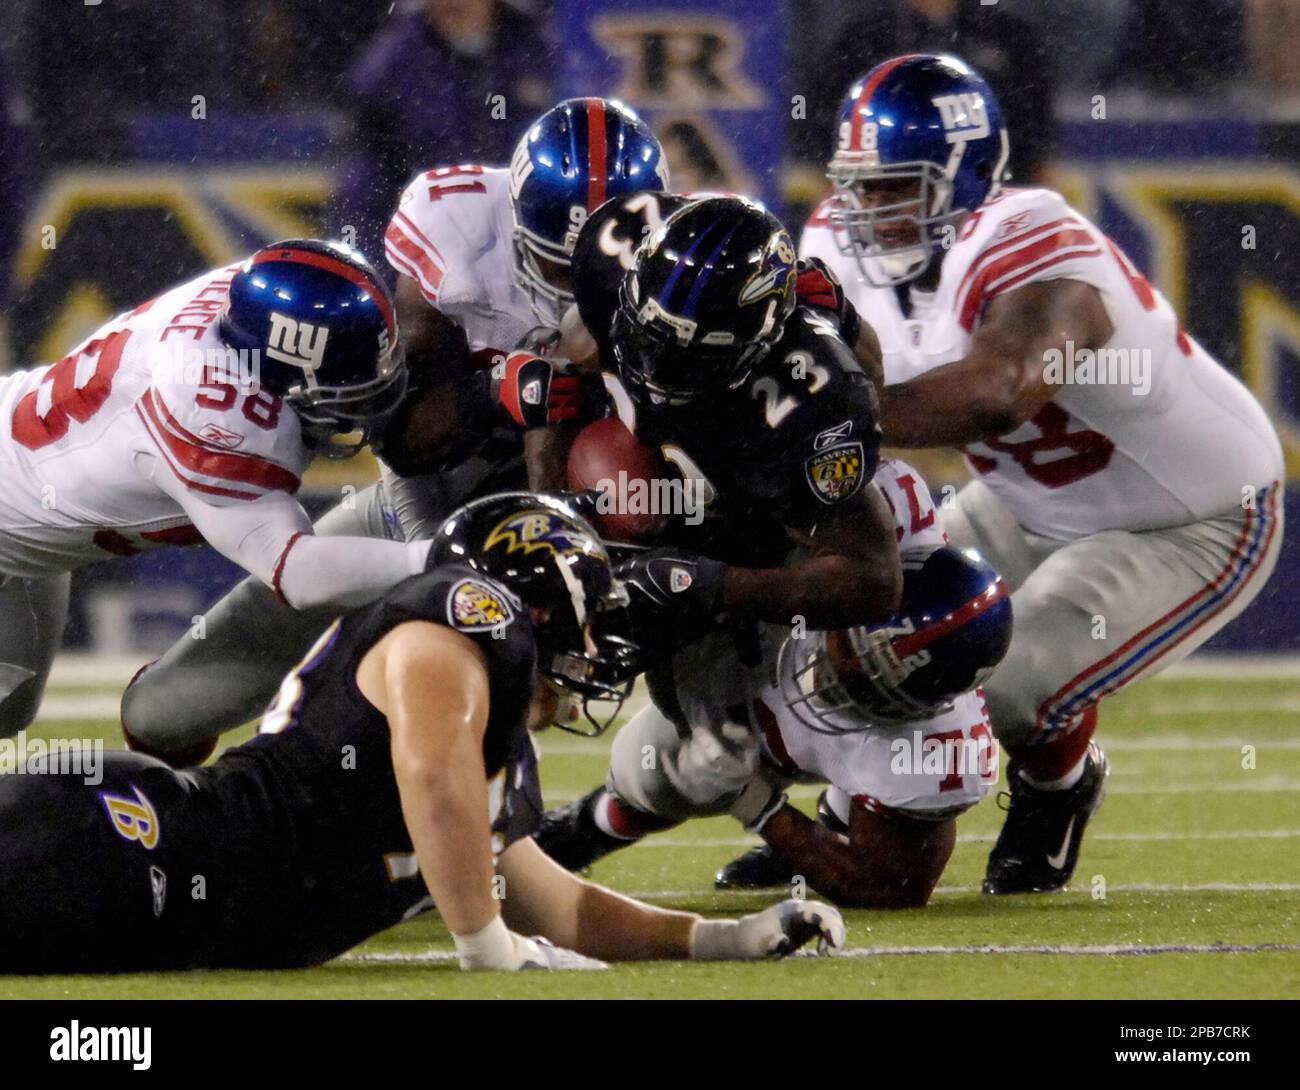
[
  {"xmin": 0, "ymin": 264, "xmax": 309, "ymax": 577},
  {"xmin": 0, "ymin": 264, "xmax": 431, "ymax": 609},
  {"xmin": 384, "ymin": 165, "xmax": 542, "ymax": 352},
  {"xmin": 676, "ymin": 458, "xmax": 996, "ymax": 819},
  {"xmin": 802, "ymin": 187, "xmax": 1283, "ymax": 540}
]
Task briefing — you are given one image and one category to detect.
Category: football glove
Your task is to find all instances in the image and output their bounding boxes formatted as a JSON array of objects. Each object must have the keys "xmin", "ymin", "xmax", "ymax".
[
  {"xmin": 616, "ymin": 548, "xmax": 725, "ymax": 621},
  {"xmin": 454, "ymin": 916, "xmax": 608, "ymax": 971},
  {"xmin": 690, "ymin": 899, "xmax": 846, "ymax": 960},
  {"xmin": 796, "ymin": 256, "xmax": 862, "ymax": 347},
  {"xmin": 662, "ymin": 722, "xmax": 761, "ymax": 809},
  {"xmin": 490, "ymin": 350, "xmax": 582, "ymax": 429}
]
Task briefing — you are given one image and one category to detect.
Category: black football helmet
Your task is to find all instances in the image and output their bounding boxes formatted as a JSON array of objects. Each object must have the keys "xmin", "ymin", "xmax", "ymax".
[
  {"xmin": 428, "ymin": 492, "xmax": 638, "ymax": 734},
  {"xmin": 572, "ymin": 190, "xmax": 694, "ymax": 342},
  {"xmin": 612, "ymin": 195, "xmax": 798, "ymax": 407}
]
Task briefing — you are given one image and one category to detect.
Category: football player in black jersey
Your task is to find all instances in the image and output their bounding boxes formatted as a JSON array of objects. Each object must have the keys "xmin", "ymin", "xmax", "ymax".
[
  {"xmin": 560, "ymin": 194, "xmax": 904, "ymax": 635},
  {"xmin": 0, "ymin": 493, "xmax": 843, "ymax": 974},
  {"xmin": 528, "ymin": 194, "xmax": 906, "ymax": 869}
]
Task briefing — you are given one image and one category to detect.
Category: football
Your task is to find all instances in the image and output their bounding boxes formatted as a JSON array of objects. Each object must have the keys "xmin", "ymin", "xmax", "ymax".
[{"xmin": 566, "ymin": 416, "xmax": 666, "ymax": 542}]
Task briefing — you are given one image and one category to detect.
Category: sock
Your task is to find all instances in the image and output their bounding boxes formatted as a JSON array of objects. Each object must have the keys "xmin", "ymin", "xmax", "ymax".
[
  {"xmin": 1016, "ymin": 706, "xmax": 1098, "ymax": 789},
  {"xmin": 592, "ymin": 790, "xmax": 680, "ymax": 841}
]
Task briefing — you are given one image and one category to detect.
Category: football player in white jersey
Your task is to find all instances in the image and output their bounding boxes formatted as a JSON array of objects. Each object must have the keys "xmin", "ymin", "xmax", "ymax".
[
  {"xmin": 0, "ymin": 240, "xmax": 440, "ymax": 739},
  {"xmin": 799, "ymin": 54, "xmax": 1284, "ymax": 894},
  {"xmin": 535, "ymin": 459, "xmax": 1013, "ymax": 908},
  {"xmin": 121, "ymin": 99, "xmax": 670, "ymax": 758}
]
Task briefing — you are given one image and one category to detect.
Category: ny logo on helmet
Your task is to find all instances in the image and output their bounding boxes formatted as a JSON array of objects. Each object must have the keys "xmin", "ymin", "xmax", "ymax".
[
  {"xmin": 266, "ymin": 312, "xmax": 330, "ymax": 379},
  {"xmin": 932, "ymin": 93, "xmax": 990, "ymax": 143}
]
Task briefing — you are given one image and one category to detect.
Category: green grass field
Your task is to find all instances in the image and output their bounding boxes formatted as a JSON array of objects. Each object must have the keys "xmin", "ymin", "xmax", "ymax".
[{"xmin": 3, "ymin": 669, "xmax": 1298, "ymax": 999}]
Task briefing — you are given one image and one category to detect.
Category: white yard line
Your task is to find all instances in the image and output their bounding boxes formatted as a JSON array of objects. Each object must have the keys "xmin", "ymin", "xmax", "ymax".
[
  {"xmin": 338, "ymin": 941, "xmax": 1300, "ymax": 966},
  {"xmin": 628, "ymin": 828, "xmax": 1300, "ymax": 849},
  {"xmin": 623, "ymin": 882, "xmax": 1300, "ymax": 898}
]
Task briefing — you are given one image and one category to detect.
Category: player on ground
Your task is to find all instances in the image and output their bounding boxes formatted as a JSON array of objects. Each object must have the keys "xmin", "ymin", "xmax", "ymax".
[
  {"xmin": 538, "ymin": 461, "xmax": 1013, "ymax": 909},
  {"xmin": 799, "ymin": 54, "xmax": 1284, "ymax": 894},
  {"xmin": 0, "ymin": 493, "xmax": 843, "ymax": 973},
  {"xmin": 0, "ymin": 240, "xmax": 437, "ymax": 739},
  {"xmin": 122, "ymin": 98, "xmax": 667, "ymax": 756}
]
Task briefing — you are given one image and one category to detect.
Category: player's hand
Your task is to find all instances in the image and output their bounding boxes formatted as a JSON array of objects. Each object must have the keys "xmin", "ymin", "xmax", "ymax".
[
  {"xmin": 739, "ymin": 900, "xmax": 846, "ymax": 958},
  {"xmin": 690, "ymin": 899, "xmax": 846, "ymax": 960},
  {"xmin": 517, "ymin": 325, "xmax": 563, "ymax": 357},
  {"xmin": 490, "ymin": 350, "xmax": 581, "ymax": 429},
  {"xmin": 615, "ymin": 548, "xmax": 726, "ymax": 620},
  {"xmin": 515, "ymin": 936, "xmax": 608, "ymax": 971},
  {"xmin": 455, "ymin": 918, "xmax": 608, "ymax": 971},
  {"xmin": 662, "ymin": 722, "xmax": 760, "ymax": 808},
  {"xmin": 796, "ymin": 257, "xmax": 861, "ymax": 345}
]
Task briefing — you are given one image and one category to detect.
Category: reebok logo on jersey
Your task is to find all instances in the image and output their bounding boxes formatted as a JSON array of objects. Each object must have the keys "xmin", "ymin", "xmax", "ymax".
[
  {"xmin": 149, "ymin": 865, "xmax": 167, "ymax": 918},
  {"xmin": 812, "ymin": 419, "xmax": 853, "ymax": 451},
  {"xmin": 198, "ymin": 422, "xmax": 245, "ymax": 449},
  {"xmin": 266, "ymin": 312, "xmax": 329, "ymax": 377}
]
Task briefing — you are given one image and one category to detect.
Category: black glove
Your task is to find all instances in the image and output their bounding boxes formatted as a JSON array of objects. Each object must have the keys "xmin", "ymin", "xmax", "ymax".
[
  {"xmin": 489, "ymin": 351, "xmax": 582, "ymax": 429},
  {"xmin": 616, "ymin": 548, "xmax": 727, "ymax": 628},
  {"xmin": 795, "ymin": 256, "xmax": 861, "ymax": 347}
]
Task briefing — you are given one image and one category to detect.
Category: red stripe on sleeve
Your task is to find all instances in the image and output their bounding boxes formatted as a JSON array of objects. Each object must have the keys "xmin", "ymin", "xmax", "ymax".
[
  {"xmin": 958, "ymin": 230, "xmax": 1101, "ymax": 331},
  {"xmin": 143, "ymin": 390, "xmax": 301, "ymax": 494},
  {"xmin": 385, "ymin": 222, "xmax": 445, "ymax": 298},
  {"xmin": 272, "ymin": 531, "xmax": 307, "ymax": 606}
]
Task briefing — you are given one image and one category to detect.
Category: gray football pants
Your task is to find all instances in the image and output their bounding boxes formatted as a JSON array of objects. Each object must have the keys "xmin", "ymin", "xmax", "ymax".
[
  {"xmin": 121, "ymin": 471, "xmax": 452, "ymax": 748},
  {"xmin": 0, "ymin": 572, "xmax": 71, "ymax": 737}
]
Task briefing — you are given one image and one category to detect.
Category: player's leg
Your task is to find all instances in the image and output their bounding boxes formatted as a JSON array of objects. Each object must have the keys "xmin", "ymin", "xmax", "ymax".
[
  {"xmin": 535, "ymin": 700, "xmax": 742, "ymax": 870},
  {"xmin": 122, "ymin": 481, "xmax": 400, "ymax": 754},
  {"xmin": 981, "ymin": 485, "xmax": 1284, "ymax": 893},
  {"xmin": 0, "ymin": 750, "xmax": 219, "ymax": 972},
  {"xmin": 715, "ymin": 787, "xmax": 847, "ymax": 889},
  {"xmin": 0, "ymin": 573, "xmax": 70, "ymax": 738}
]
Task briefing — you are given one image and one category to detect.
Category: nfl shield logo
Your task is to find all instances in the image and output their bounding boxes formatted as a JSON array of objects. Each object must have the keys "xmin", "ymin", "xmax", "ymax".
[{"xmin": 670, "ymin": 566, "xmax": 693, "ymax": 593}]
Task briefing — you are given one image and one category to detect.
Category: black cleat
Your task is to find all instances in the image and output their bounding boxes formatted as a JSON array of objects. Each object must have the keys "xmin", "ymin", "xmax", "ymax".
[
  {"xmin": 715, "ymin": 843, "xmax": 796, "ymax": 889},
  {"xmin": 714, "ymin": 790, "xmax": 847, "ymax": 890},
  {"xmin": 534, "ymin": 787, "xmax": 628, "ymax": 872},
  {"xmin": 982, "ymin": 742, "xmax": 1110, "ymax": 894}
]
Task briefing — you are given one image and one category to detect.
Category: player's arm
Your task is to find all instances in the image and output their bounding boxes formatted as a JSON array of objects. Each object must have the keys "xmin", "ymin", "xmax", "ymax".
[
  {"xmin": 756, "ymin": 799, "xmax": 956, "ymax": 909},
  {"xmin": 370, "ymin": 275, "xmax": 490, "ymax": 477},
  {"xmin": 724, "ymin": 481, "xmax": 902, "ymax": 627},
  {"xmin": 358, "ymin": 621, "xmax": 501, "ymax": 938},
  {"xmin": 620, "ymin": 481, "xmax": 902, "ymax": 632},
  {"xmin": 879, "ymin": 279, "xmax": 1113, "ymax": 446},
  {"xmin": 496, "ymin": 834, "xmax": 845, "ymax": 961},
  {"xmin": 151, "ymin": 475, "xmax": 431, "ymax": 610}
]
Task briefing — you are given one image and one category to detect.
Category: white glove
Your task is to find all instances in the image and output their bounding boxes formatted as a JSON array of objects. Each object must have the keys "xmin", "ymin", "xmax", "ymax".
[
  {"xmin": 661, "ymin": 721, "xmax": 760, "ymax": 808},
  {"xmin": 453, "ymin": 915, "xmax": 608, "ymax": 971},
  {"xmin": 690, "ymin": 899, "xmax": 846, "ymax": 961}
]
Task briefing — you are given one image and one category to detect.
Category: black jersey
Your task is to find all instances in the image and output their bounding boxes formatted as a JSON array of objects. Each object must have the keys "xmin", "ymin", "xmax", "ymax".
[
  {"xmin": 0, "ymin": 565, "xmax": 545, "ymax": 973},
  {"xmin": 604, "ymin": 308, "xmax": 882, "ymax": 567},
  {"xmin": 193, "ymin": 563, "xmax": 542, "ymax": 968}
]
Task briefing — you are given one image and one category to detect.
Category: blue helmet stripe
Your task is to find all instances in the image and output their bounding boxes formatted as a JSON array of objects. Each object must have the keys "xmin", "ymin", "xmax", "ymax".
[
  {"xmin": 656, "ymin": 220, "xmax": 718, "ymax": 311},
  {"xmin": 680, "ymin": 223, "xmax": 740, "ymax": 319}
]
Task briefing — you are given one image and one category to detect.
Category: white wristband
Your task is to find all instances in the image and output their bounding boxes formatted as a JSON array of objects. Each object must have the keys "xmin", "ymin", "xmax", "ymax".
[
  {"xmin": 452, "ymin": 914, "xmax": 515, "ymax": 970},
  {"xmin": 688, "ymin": 918, "xmax": 743, "ymax": 961}
]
